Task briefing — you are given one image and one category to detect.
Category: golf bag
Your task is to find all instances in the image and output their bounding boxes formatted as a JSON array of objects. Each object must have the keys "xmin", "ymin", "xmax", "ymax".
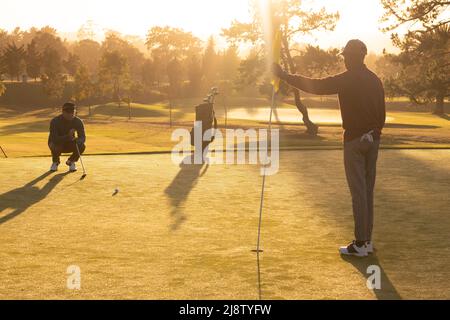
[{"xmin": 190, "ymin": 102, "xmax": 218, "ymax": 152}]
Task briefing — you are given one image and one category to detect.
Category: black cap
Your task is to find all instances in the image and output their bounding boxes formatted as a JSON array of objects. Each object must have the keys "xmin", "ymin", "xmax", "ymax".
[
  {"xmin": 340, "ymin": 39, "xmax": 368, "ymax": 57},
  {"xmin": 62, "ymin": 102, "xmax": 76, "ymax": 113}
]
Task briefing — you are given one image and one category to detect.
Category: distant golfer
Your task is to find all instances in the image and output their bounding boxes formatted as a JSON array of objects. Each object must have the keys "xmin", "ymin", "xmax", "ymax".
[
  {"xmin": 48, "ymin": 102, "xmax": 86, "ymax": 173},
  {"xmin": 273, "ymin": 39, "xmax": 386, "ymax": 257}
]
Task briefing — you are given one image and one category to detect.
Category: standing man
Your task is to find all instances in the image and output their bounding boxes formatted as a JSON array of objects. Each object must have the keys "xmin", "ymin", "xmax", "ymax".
[
  {"xmin": 48, "ymin": 102, "xmax": 86, "ymax": 173},
  {"xmin": 273, "ymin": 39, "xmax": 386, "ymax": 257}
]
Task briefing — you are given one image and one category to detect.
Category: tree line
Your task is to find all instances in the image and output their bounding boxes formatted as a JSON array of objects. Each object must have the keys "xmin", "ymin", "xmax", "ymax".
[{"xmin": 0, "ymin": 0, "xmax": 448, "ymax": 117}]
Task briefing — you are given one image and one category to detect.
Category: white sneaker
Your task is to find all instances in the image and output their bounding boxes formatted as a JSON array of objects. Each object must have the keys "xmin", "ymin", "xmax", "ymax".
[
  {"xmin": 366, "ymin": 241, "xmax": 374, "ymax": 254},
  {"xmin": 50, "ymin": 162, "xmax": 59, "ymax": 172},
  {"xmin": 339, "ymin": 241, "xmax": 368, "ymax": 257},
  {"xmin": 66, "ymin": 160, "xmax": 77, "ymax": 172}
]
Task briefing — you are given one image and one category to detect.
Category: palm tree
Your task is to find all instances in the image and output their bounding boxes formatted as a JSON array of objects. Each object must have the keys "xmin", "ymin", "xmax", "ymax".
[{"xmin": 2, "ymin": 43, "xmax": 26, "ymax": 81}]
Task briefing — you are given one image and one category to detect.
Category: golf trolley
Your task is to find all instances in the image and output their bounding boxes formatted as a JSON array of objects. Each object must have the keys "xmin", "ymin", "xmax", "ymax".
[{"xmin": 190, "ymin": 87, "xmax": 219, "ymax": 155}]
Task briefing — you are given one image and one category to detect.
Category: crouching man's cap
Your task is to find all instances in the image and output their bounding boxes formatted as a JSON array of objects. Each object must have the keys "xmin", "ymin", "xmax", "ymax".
[{"xmin": 62, "ymin": 102, "xmax": 76, "ymax": 113}]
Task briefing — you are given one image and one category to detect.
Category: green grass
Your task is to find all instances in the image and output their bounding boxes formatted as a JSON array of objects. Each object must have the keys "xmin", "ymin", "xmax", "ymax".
[
  {"xmin": 0, "ymin": 150, "xmax": 449, "ymax": 299},
  {"xmin": 0, "ymin": 98, "xmax": 448, "ymax": 299},
  {"xmin": 0, "ymin": 99, "xmax": 449, "ymax": 158}
]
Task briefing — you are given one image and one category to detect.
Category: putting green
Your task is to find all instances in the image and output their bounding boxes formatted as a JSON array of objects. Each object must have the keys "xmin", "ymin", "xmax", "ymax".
[{"xmin": 0, "ymin": 150, "xmax": 449, "ymax": 299}]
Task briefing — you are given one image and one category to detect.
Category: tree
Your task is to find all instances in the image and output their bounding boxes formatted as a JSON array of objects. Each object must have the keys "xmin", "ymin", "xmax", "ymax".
[
  {"xmin": 142, "ymin": 58, "xmax": 156, "ymax": 88},
  {"xmin": 166, "ymin": 58, "xmax": 183, "ymax": 99},
  {"xmin": 293, "ymin": 45, "xmax": 343, "ymax": 78},
  {"xmin": 146, "ymin": 26, "xmax": 202, "ymax": 62},
  {"xmin": 2, "ymin": 43, "xmax": 26, "ymax": 81},
  {"xmin": 381, "ymin": 0, "xmax": 449, "ymax": 114},
  {"xmin": 73, "ymin": 39, "xmax": 101, "ymax": 76},
  {"xmin": 374, "ymin": 52, "xmax": 403, "ymax": 99},
  {"xmin": 0, "ymin": 29, "xmax": 9, "ymax": 53},
  {"xmin": 41, "ymin": 73, "xmax": 67, "ymax": 107},
  {"xmin": 222, "ymin": 0, "xmax": 339, "ymax": 135},
  {"xmin": 202, "ymin": 36, "xmax": 219, "ymax": 88},
  {"xmin": 381, "ymin": 0, "xmax": 449, "ymax": 33},
  {"xmin": 102, "ymin": 32, "xmax": 145, "ymax": 81},
  {"xmin": 31, "ymin": 26, "xmax": 68, "ymax": 59},
  {"xmin": 41, "ymin": 47, "xmax": 63, "ymax": 77},
  {"xmin": 187, "ymin": 55, "xmax": 203, "ymax": 97},
  {"xmin": 122, "ymin": 80, "xmax": 143, "ymax": 120},
  {"xmin": 26, "ymin": 40, "xmax": 41, "ymax": 81},
  {"xmin": 98, "ymin": 50, "xmax": 130, "ymax": 107},
  {"xmin": 383, "ymin": 26, "xmax": 450, "ymax": 114},
  {"xmin": 64, "ymin": 53, "xmax": 81, "ymax": 78},
  {"xmin": 218, "ymin": 45, "xmax": 240, "ymax": 83},
  {"xmin": 77, "ymin": 20, "xmax": 97, "ymax": 41},
  {"xmin": 234, "ymin": 49, "xmax": 266, "ymax": 93},
  {"xmin": 73, "ymin": 65, "xmax": 96, "ymax": 116},
  {"xmin": 146, "ymin": 26, "xmax": 201, "ymax": 86}
]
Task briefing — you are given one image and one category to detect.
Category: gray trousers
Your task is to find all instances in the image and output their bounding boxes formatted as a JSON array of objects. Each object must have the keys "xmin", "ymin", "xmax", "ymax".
[{"xmin": 344, "ymin": 138, "xmax": 380, "ymax": 242}]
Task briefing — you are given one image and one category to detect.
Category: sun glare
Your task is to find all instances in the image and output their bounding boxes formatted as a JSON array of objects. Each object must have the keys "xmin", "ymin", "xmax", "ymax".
[{"xmin": 1, "ymin": 0, "xmax": 394, "ymax": 53}]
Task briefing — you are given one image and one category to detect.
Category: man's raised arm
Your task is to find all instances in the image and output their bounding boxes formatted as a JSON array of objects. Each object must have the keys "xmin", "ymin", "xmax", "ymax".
[{"xmin": 273, "ymin": 63, "xmax": 343, "ymax": 95}]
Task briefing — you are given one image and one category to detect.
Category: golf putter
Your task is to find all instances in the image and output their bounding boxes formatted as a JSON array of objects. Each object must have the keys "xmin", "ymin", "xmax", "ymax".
[{"xmin": 75, "ymin": 141, "xmax": 87, "ymax": 180}]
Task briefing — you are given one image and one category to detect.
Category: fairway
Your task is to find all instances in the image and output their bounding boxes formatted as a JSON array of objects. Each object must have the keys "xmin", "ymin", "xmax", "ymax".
[
  {"xmin": 1, "ymin": 103, "xmax": 449, "ymax": 158},
  {"xmin": 1, "ymin": 150, "xmax": 449, "ymax": 299}
]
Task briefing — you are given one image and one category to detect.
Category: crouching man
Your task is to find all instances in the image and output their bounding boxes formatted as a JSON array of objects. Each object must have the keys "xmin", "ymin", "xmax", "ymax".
[{"xmin": 48, "ymin": 102, "xmax": 86, "ymax": 172}]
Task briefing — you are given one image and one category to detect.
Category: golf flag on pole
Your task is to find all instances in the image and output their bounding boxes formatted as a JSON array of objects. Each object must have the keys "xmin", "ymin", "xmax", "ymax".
[{"xmin": 271, "ymin": 24, "xmax": 282, "ymax": 93}]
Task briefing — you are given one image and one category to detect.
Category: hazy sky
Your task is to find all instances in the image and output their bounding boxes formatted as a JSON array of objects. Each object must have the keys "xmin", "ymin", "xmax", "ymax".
[{"xmin": 1, "ymin": 0, "xmax": 397, "ymax": 53}]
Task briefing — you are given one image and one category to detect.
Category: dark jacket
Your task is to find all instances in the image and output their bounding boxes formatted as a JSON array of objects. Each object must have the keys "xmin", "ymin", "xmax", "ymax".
[
  {"xmin": 281, "ymin": 65, "xmax": 386, "ymax": 141},
  {"xmin": 48, "ymin": 115, "xmax": 86, "ymax": 145}
]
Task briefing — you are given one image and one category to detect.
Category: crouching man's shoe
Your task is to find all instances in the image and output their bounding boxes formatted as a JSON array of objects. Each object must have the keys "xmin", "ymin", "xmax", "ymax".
[
  {"xmin": 66, "ymin": 160, "xmax": 77, "ymax": 172},
  {"xmin": 50, "ymin": 163, "xmax": 59, "ymax": 172},
  {"xmin": 339, "ymin": 241, "xmax": 368, "ymax": 257}
]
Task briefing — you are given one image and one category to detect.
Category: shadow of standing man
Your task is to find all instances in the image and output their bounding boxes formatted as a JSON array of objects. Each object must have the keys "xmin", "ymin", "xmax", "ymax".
[
  {"xmin": 0, "ymin": 171, "xmax": 69, "ymax": 225},
  {"xmin": 165, "ymin": 155, "xmax": 209, "ymax": 231},
  {"xmin": 341, "ymin": 254, "xmax": 402, "ymax": 300}
]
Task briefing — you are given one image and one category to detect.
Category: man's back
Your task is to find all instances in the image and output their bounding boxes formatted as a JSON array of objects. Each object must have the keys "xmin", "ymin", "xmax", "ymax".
[{"xmin": 337, "ymin": 66, "xmax": 386, "ymax": 141}]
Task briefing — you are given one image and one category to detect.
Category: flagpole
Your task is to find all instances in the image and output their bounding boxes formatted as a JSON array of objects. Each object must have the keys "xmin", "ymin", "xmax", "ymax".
[
  {"xmin": 255, "ymin": 86, "xmax": 276, "ymax": 255},
  {"xmin": 254, "ymin": 7, "xmax": 281, "ymax": 299}
]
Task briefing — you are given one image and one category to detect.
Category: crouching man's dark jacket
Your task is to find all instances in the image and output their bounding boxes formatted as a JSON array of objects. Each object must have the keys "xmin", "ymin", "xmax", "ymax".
[{"xmin": 48, "ymin": 115, "xmax": 86, "ymax": 145}]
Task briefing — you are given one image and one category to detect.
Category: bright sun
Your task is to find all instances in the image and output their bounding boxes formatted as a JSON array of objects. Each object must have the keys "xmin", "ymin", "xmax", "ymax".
[{"xmin": 1, "ymin": 0, "xmax": 393, "ymax": 53}]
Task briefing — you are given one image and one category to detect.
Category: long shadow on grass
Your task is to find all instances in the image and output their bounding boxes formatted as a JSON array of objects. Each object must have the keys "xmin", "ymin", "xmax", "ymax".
[
  {"xmin": 164, "ymin": 155, "xmax": 209, "ymax": 231},
  {"xmin": 287, "ymin": 149, "xmax": 449, "ymax": 298},
  {"xmin": 0, "ymin": 171, "xmax": 69, "ymax": 225},
  {"xmin": 0, "ymin": 119, "xmax": 49, "ymax": 136},
  {"xmin": 92, "ymin": 104, "xmax": 166, "ymax": 118},
  {"xmin": 340, "ymin": 254, "xmax": 402, "ymax": 300}
]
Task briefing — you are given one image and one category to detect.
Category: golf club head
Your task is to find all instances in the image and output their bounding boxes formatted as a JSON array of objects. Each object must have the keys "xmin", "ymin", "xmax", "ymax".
[{"xmin": 80, "ymin": 174, "xmax": 87, "ymax": 181}]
